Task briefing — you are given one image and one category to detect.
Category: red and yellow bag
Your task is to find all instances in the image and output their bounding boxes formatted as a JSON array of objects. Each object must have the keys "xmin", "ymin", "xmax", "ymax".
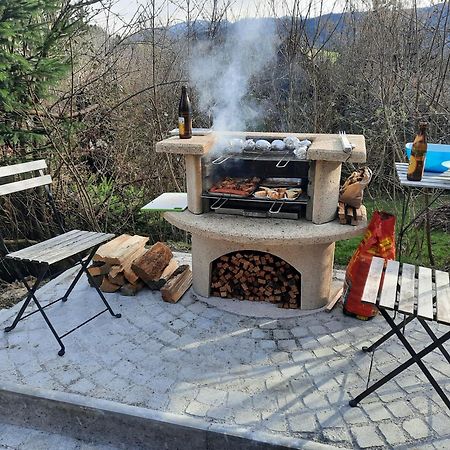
[{"xmin": 342, "ymin": 211, "xmax": 396, "ymax": 320}]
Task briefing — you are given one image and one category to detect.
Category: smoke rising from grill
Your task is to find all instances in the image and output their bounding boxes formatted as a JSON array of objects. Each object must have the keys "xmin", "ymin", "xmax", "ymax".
[{"xmin": 190, "ymin": 19, "xmax": 278, "ymax": 133}]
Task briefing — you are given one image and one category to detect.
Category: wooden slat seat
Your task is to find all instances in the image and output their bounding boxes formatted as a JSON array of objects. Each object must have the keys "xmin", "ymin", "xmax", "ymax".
[
  {"xmin": 397, "ymin": 263, "xmax": 416, "ymax": 315},
  {"xmin": 436, "ymin": 270, "xmax": 450, "ymax": 325},
  {"xmin": 7, "ymin": 230, "xmax": 115, "ymax": 265},
  {"xmin": 417, "ymin": 266, "xmax": 433, "ymax": 321},
  {"xmin": 361, "ymin": 256, "xmax": 384, "ymax": 305},
  {"xmin": 362, "ymin": 256, "xmax": 450, "ymax": 322},
  {"xmin": 378, "ymin": 260, "xmax": 399, "ymax": 310}
]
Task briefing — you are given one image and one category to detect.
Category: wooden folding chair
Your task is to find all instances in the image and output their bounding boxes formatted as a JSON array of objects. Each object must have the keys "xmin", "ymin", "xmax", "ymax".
[
  {"xmin": 349, "ymin": 256, "xmax": 450, "ymax": 410},
  {"xmin": 0, "ymin": 160, "xmax": 121, "ymax": 356}
]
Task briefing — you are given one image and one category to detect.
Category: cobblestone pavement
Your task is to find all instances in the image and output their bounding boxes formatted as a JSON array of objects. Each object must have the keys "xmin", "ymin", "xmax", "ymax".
[
  {"xmin": 1, "ymin": 256, "xmax": 450, "ymax": 449},
  {"xmin": 0, "ymin": 421, "xmax": 120, "ymax": 449}
]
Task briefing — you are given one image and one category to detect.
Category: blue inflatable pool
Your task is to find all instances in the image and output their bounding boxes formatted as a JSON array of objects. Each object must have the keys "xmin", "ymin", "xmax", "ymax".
[{"xmin": 405, "ymin": 143, "xmax": 450, "ymax": 173}]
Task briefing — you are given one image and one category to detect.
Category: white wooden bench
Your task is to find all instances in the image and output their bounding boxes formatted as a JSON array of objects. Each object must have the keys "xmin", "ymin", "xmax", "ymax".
[
  {"xmin": 349, "ymin": 256, "xmax": 450, "ymax": 410},
  {"xmin": 1, "ymin": 160, "xmax": 121, "ymax": 356}
]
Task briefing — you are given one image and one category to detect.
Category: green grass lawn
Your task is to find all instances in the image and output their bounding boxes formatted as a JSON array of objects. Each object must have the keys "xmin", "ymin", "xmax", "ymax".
[{"xmin": 335, "ymin": 197, "xmax": 450, "ymax": 270}]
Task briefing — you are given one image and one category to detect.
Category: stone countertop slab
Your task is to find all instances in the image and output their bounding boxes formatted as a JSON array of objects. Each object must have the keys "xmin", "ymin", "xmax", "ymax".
[
  {"xmin": 155, "ymin": 134, "xmax": 216, "ymax": 156},
  {"xmin": 156, "ymin": 132, "xmax": 366, "ymax": 163},
  {"xmin": 164, "ymin": 210, "xmax": 367, "ymax": 245}
]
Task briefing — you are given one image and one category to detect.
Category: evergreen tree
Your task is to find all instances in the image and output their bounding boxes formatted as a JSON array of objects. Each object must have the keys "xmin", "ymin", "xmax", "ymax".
[{"xmin": 0, "ymin": 0, "xmax": 89, "ymax": 148}]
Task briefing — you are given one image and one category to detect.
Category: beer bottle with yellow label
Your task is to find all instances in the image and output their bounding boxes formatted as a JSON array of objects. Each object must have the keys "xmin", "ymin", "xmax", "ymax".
[
  {"xmin": 407, "ymin": 122, "xmax": 428, "ymax": 181},
  {"xmin": 178, "ymin": 86, "xmax": 192, "ymax": 139}
]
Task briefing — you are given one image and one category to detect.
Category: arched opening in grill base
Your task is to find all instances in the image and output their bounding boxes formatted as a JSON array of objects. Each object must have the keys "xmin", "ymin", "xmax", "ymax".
[{"xmin": 210, "ymin": 250, "xmax": 301, "ymax": 309}]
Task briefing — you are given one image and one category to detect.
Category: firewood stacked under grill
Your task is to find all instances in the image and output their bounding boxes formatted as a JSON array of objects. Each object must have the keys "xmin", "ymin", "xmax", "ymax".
[
  {"xmin": 210, "ymin": 252, "xmax": 301, "ymax": 308},
  {"xmin": 87, "ymin": 235, "xmax": 191, "ymax": 302}
]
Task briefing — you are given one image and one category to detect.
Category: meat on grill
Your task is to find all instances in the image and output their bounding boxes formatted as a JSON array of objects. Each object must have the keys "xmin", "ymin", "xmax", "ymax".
[{"xmin": 209, "ymin": 177, "xmax": 260, "ymax": 197}]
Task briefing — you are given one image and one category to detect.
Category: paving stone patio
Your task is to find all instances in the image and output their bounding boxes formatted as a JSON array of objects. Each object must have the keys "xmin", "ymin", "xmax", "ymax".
[
  {"xmin": 0, "ymin": 421, "xmax": 121, "ymax": 450},
  {"xmin": 1, "ymin": 253, "xmax": 450, "ymax": 449}
]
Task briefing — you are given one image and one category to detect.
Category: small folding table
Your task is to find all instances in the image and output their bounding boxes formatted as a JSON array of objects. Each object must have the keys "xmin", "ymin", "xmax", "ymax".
[{"xmin": 395, "ymin": 162, "xmax": 450, "ymax": 263}]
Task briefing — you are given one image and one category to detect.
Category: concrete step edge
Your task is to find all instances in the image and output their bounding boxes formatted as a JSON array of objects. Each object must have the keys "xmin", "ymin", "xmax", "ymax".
[{"xmin": 0, "ymin": 381, "xmax": 340, "ymax": 450}]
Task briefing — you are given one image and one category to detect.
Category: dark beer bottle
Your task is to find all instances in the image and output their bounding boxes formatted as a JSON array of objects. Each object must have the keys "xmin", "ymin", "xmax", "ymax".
[
  {"xmin": 178, "ymin": 86, "xmax": 192, "ymax": 139},
  {"xmin": 407, "ymin": 122, "xmax": 428, "ymax": 181}
]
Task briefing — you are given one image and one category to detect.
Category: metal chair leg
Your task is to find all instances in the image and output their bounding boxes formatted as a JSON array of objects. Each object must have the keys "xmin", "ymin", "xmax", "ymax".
[
  {"xmin": 31, "ymin": 295, "xmax": 66, "ymax": 356},
  {"xmin": 350, "ymin": 310, "xmax": 450, "ymax": 409},
  {"xmin": 4, "ymin": 267, "xmax": 48, "ymax": 332},
  {"xmin": 362, "ymin": 314, "xmax": 415, "ymax": 352},
  {"xmin": 81, "ymin": 246, "xmax": 121, "ymax": 318},
  {"xmin": 382, "ymin": 310, "xmax": 450, "ymax": 410},
  {"xmin": 60, "ymin": 247, "xmax": 97, "ymax": 302},
  {"xmin": 4, "ymin": 266, "xmax": 65, "ymax": 356},
  {"xmin": 419, "ymin": 318, "xmax": 450, "ymax": 364},
  {"xmin": 84, "ymin": 267, "xmax": 121, "ymax": 318}
]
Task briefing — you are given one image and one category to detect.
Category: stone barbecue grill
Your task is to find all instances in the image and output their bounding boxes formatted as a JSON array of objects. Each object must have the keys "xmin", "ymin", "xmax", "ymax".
[{"xmin": 156, "ymin": 131, "xmax": 367, "ymax": 310}]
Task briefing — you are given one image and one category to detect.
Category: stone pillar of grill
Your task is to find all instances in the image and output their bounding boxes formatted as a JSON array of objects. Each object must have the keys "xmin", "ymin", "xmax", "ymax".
[
  {"xmin": 307, "ymin": 160, "xmax": 342, "ymax": 225},
  {"xmin": 185, "ymin": 155, "xmax": 203, "ymax": 214}
]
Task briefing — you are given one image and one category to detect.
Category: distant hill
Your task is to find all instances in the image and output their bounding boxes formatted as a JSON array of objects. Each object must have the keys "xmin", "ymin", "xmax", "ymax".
[{"xmin": 127, "ymin": 3, "xmax": 447, "ymax": 45}]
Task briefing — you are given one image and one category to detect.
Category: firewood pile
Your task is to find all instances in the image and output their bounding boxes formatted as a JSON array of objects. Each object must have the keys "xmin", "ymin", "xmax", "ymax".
[
  {"xmin": 210, "ymin": 251, "xmax": 301, "ymax": 308},
  {"xmin": 338, "ymin": 202, "xmax": 363, "ymax": 226},
  {"xmin": 338, "ymin": 167, "xmax": 371, "ymax": 226},
  {"xmin": 88, "ymin": 235, "xmax": 192, "ymax": 303}
]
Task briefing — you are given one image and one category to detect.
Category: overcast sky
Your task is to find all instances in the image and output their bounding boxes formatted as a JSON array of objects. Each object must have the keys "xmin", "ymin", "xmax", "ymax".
[
  {"xmin": 92, "ymin": 0, "xmax": 434, "ymax": 29},
  {"xmin": 93, "ymin": 0, "xmax": 354, "ymax": 28}
]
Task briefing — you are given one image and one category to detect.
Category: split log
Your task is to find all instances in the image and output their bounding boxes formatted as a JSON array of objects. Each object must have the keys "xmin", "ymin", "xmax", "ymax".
[
  {"xmin": 88, "ymin": 274, "xmax": 104, "ymax": 288},
  {"xmin": 121, "ymin": 280, "xmax": 145, "ymax": 296},
  {"xmin": 88, "ymin": 263, "xmax": 111, "ymax": 277},
  {"xmin": 325, "ymin": 287, "xmax": 343, "ymax": 313},
  {"xmin": 352, "ymin": 206, "xmax": 363, "ymax": 226},
  {"xmin": 108, "ymin": 271, "xmax": 125, "ymax": 286},
  {"xmin": 93, "ymin": 234, "xmax": 148, "ymax": 265},
  {"xmin": 131, "ymin": 242, "xmax": 173, "ymax": 285},
  {"xmin": 338, "ymin": 202, "xmax": 364, "ymax": 226},
  {"xmin": 110, "ymin": 245, "xmax": 148, "ymax": 284},
  {"xmin": 346, "ymin": 206, "xmax": 354, "ymax": 224},
  {"xmin": 338, "ymin": 202, "xmax": 346, "ymax": 224},
  {"xmin": 88, "ymin": 234, "xmax": 149, "ymax": 291},
  {"xmin": 123, "ymin": 246, "xmax": 148, "ymax": 283},
  {"xmin": 161, "ymin": 265, "xmax": 192, "ymax": 303},
  {"xmin": 100, "ymin": 277, "xmax": 121, "ymax": 293},
  {"xmin": 145, "ymin": 258, "xmax": 179, "ymax": 290}
]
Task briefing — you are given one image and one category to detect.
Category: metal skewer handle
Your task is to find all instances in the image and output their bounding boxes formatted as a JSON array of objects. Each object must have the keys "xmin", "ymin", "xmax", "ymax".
[
  {"xmin": 210, "ymin": 197, "xmax": 228, "ymax": 210},
  {"xmin": 276, "ymin": 153, "xmax": 290, "ymax": 168},
  {"xmin": 269, "ymin": 201, "xmax": 284, "ymax": 214},
  {"xmin": 212, "ymin": 155, "xmax": 231, "ymax": 165}
]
